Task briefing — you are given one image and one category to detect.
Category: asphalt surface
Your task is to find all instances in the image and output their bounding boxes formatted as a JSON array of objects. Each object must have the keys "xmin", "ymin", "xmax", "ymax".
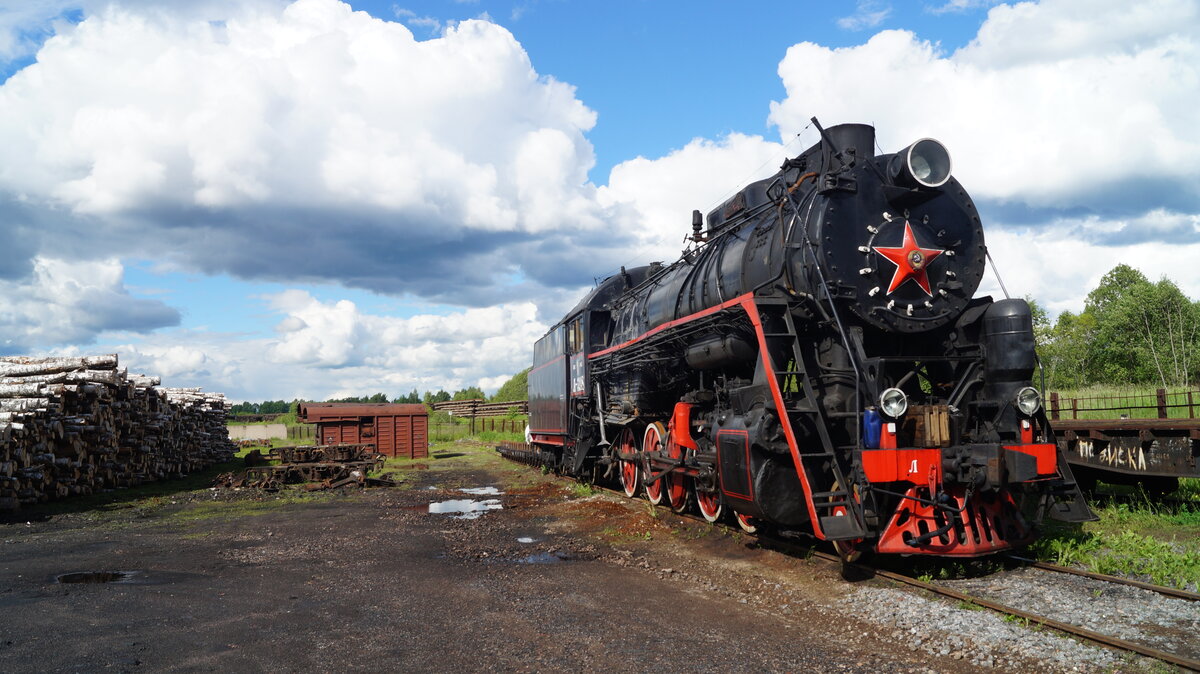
[{"xmin": 1, "ymin": 445, "xmax": 961, "ymax": 673}]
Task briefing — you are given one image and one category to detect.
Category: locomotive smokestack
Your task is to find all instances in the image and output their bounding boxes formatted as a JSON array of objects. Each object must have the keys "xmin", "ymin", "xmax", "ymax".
[
  {"xmin": 811, "ymin": 117, "xmax": 876, "ymax": 168},
  {"xmin": 691, "ymin": 209, "xmax": 704, "ymax": 242}
]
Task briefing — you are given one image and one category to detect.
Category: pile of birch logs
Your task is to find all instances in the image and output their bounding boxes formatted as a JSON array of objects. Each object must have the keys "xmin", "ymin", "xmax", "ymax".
[{"xmin": 0, "ymin": 354, "xmax": 237, "ymax": 511}]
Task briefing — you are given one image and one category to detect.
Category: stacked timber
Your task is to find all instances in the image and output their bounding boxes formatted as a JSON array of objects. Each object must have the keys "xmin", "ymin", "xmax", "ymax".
[{"xmin": 0, "ymin": 355, "xmax": 237, "ymax": 511}]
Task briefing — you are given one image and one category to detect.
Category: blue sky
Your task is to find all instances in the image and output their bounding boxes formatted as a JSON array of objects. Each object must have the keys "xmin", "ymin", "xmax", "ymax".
[
  {"xmin": 364, "ymin": 0, "xmax": 991, "ymax": 182},
  {"xmin": 0, "ymin": 0, "xmax": 1196, "ymax": 401}
]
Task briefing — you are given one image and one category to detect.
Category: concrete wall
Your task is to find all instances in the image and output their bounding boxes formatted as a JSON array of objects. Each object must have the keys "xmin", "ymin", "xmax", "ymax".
[{"xmin": 227, "ymin": 423, "xmax": 287, "ymax": 441}]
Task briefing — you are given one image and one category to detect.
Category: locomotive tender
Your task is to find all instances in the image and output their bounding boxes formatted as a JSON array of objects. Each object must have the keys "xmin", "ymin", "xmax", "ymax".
[{"xmin": 528, "ymin": 120, "xmax": 1094, "ymax": 559}]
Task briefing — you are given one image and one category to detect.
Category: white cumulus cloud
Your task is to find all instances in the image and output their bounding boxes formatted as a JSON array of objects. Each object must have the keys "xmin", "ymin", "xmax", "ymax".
[
  {"xmin": 601, "ymin": 133, "xmax": 787, "ymax": 262},
  {"xmin": 0, "ymin": 257, "xmax": 179, "ymax": 352},
  {"xmin": 0, "ymin": 0, "xmax": 638, "ymax": 303},
  {"xmin": 982, "ymin": 223, "xmax": 1200, "ymax": 316},
  {"xmin": 768, "ymin": 0, "xmax": 1200, "ymax": 213},
  {"xmin": 266, "ymin": 288, "xmax": 546, "ymax": 378},
  {"xmin": 104, "ymin": 292, "xmax": 550, "ymax": 401}
]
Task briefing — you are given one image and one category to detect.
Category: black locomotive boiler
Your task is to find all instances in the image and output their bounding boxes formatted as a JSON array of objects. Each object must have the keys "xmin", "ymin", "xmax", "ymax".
[{"xmin": 527, "ymin": 120, "xmax": 1094, "ymax": 559}]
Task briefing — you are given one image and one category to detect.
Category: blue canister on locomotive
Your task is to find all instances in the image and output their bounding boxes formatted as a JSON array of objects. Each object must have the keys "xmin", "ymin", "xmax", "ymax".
[{"xmin": 862, "ymin": 408, "xmax": 882, "ymax": 448}]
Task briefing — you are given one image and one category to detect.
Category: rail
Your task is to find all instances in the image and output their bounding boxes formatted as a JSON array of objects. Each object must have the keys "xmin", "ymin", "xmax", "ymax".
[
  {"xmin": 851, "ymin": 558, "xmax": 1200, "ymax": 671},
  {"xmin": 1006, "ymin": 555, "xmax": 1200, "ymax": 602}
]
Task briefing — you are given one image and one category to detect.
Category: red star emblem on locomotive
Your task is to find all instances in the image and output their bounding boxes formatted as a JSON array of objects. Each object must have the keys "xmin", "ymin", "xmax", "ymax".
[{"xmin": 873, "ymin": 221, "xmax": 945, "ymax": 296}]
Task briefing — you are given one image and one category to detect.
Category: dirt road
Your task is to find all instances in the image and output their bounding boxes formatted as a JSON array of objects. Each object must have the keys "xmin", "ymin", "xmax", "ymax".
[{"xmin": 0, "ymin": 444, "xmax": 1000, "ymax": 672}]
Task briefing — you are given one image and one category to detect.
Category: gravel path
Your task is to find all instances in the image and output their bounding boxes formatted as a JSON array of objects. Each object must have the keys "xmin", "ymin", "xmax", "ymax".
[
  {"xmin": 837, "ymin": 584, "xmax": 1122, "ymax": 671},
  {"xmin": 942, "ymin": 567, "xmax": 1200, "ymax": 661}
]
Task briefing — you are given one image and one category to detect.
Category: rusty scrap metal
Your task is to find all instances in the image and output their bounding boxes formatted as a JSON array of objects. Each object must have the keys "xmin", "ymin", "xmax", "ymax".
[{"xmin": 214, "ymin": 443, "xmax": 391, "ymax": 491}]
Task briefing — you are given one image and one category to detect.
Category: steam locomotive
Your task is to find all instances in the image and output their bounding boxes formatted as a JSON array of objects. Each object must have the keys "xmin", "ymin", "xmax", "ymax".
[{"xmin": 527, "ymin": 120, "xmax": 1094, "ymax": 559}]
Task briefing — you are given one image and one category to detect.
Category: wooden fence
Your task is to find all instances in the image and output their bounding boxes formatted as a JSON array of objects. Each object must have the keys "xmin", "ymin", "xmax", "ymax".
[
  {"xmin": 1048, "ymin": 388, "xmax": 1199, "ymax": 421},
  {"xmin": 286, "ymin": 424, "xmax": 316, "ymax": 441}
]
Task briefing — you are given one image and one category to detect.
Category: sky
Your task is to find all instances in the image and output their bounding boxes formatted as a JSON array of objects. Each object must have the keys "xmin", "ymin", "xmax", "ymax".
[{"xmin": 0, "ymin": 0, "xmax": 1197, "ymax": 402}]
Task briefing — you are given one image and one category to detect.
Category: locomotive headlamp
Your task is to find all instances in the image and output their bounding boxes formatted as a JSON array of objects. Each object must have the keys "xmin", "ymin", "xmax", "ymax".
[
  {"xmin": 880, "ymin": 387, "xmax": 908, "ymax": 418},
  {"xmin": 892, "ymin": 138, "xmax": 952, "ymax": 189},
  {"xmin": 1016, "ymin": 386, "xmax": 1042, "ymax": 416}
]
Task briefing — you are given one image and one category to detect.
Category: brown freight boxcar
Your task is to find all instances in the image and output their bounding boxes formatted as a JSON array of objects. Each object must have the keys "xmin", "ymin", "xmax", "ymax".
[{"xmin": 297, "ymin": 403, "xmax": 428, "ymax": 459}]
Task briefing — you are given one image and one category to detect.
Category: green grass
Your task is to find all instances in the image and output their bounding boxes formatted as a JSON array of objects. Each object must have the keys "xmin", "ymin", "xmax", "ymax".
[
  {"xmin": 165, "ymin": 492, "xmax": 325, "ymax": 523},
  {"xmin": 473, "ymin": 429, "xmax": 525, "ymax": 443},
  {"xmin": 1178, "ymin": 478, "xmax": 1200, "ymax": 500},
  {"xmin": 1030, "ymin": 494, "xmax": 1200, "ymax": 590},
  {"xmin": 568, "ymin": 482, "xmax": 599, "ymax": 498},
  {"xmin": 1048, "ymin": 384, "xmax": 1200, "ymax": 420}
]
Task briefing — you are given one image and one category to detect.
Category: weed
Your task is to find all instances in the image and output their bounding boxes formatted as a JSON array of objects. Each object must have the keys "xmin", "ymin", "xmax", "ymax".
[
  {"xmin": 1003, "ymin": 614, "xmax": 1036, "ymax": 629},
  {"xmin": 166, "ymin": 493, "xmax": 321, "ymax": 524},
  {"xmin": 569, "ymin": 482, "xmax": 598, "ymax": 499},
  {"xmin": 956, "ymin": 599, "xmax": 984, "ymax": 611},
  {"xmin": 1031, "ymin": 508, "xmax": 1200, "ymax": 590},
  {"xmin": 473, "ymin": 430, "xmax": 525, "ymax": 444},
  {"xmin": 1178, "ymin": 478, "xmax": 1200, "ymax": 501}
]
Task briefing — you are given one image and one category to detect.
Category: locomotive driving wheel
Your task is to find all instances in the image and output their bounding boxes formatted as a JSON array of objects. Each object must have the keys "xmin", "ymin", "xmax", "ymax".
[
  {"xmin": 734, "ymin": 512, "xmax": 758, "ymax": 534},
  {"xmin": 663, "ymin": 436, "xmax": 690, "ymax": 513},
  {"xmin": 642, "ymin": 423, "xmax": 667, "ymax": 505},
  {"xmin": 616, "ymin": 427, "xmax": 640, "ymax": 498},
  {"xmin": 695, "ymin": 468, "xmax": 722, "ymax": 523}
]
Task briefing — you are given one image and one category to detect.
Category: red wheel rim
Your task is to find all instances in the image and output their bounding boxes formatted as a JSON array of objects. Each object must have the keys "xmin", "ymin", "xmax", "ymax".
[
  {"xmin": 735, "ymin": 512, "xmax": 758, "ymax": 534},
  {"xmin": 829, "ymin": 480, "xmax": 864, "ymax": 561},
  {"xmin": 696, "ymin": 486, "xmax": 721, "ymax": 522},
  {"xmin": 618, "ymin": 428, "xmax": 639, "ymax": 498},
  {"xmin": 831, "ymin": 505, "xmax": 863, "ymax": 562},
  {"xmin": 664, "ymin": 438, "xmax": 688, "ymax": 511},
  {"xmin": 643, "ymin": 424, "xmax": 665, "ymax": 504}
]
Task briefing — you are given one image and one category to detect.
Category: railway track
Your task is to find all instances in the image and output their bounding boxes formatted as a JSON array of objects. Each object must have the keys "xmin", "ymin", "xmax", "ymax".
[
  {"xmin": 823, "ymin": 550, "xmax": 1200, "ymax": 671},
  {"xmin": 1006, "ymin": 554, "xmax": 1200, "ymax": 602},
  {"xmin": 496, "ymin": 443, "xmax": 1200, "ymax": 671}
]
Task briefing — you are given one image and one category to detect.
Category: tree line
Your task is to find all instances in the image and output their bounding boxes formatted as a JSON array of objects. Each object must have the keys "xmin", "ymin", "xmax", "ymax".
[
  {"xmin": 1033, "ymin": 264, "xmax": 1199, "ymax": 390},
  {"xmin": 229, "ymin": 367, "xmax": 531, "ymax": 416}
]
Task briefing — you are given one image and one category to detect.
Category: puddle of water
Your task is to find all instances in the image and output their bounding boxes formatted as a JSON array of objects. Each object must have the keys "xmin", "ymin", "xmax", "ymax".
[
  {"xmin": 428, "ymin": 499, "xmax": 502, "ymax": 519},
  {"xmin": 460, "ymin": 487, "xmax": 502, "ymax": 496},
  {"xmin": 56, "ymin": 571, "xmax": 138, "ymax": 584},
  {"xmin": 517, "ymin": 537, "xmax": 537, "ymax": 544},
  {"xmin": 516, "ymin": 551, "xmax": 570, "ymax": 564}
]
